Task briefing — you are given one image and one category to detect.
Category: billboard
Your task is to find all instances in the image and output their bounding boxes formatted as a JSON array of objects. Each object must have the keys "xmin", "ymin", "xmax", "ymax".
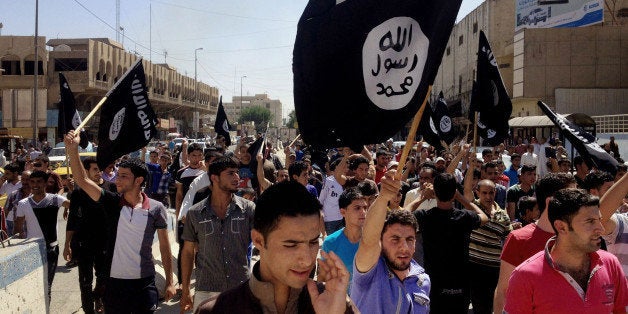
[{"xmin": 515, "ymin": 0, "xmax": 603, "ymax": 32}]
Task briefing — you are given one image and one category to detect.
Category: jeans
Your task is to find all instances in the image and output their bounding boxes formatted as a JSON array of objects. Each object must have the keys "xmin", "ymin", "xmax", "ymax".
[
  {"xmin": 105, "ymin": 276, "xmax": 159, "ymax": 314},
  {"xmin": 46, "ymin": 245, "xmax": 59, "ymax": 302},
  {"xmin": 177, "ymin": 220, "xmax": 184, "ymax": 285},
  {"xmin": 469, "ymin": 262, "xmax": 499, "ymax": 314},
  {"xmin": 76, "ymin": 242, "xmax": 108, "ymax": 314}
]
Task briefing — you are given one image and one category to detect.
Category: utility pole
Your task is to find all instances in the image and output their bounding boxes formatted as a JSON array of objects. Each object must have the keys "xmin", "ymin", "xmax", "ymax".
[{"xmin": 194, "ymin": 47, "xmax": 203, "ymax": 138}]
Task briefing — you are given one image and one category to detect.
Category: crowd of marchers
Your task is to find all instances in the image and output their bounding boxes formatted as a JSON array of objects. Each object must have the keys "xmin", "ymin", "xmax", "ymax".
[{"xmin": 2, "ymin": 131, "xmax": 628, "ymax": 314}]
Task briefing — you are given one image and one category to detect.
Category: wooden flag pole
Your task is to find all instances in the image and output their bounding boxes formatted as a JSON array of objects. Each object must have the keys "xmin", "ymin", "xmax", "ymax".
[
  {"xmin": 473, "ymin": 112, "xmax": 479, "ymax": 153},
  {"xmin": 74, "ymin": 96, "xmax": 108, "ymax": 132},
  {"xmin": 288, "ymin": 134, "xmax": 301, "ymax": 148},
  {"xmin": 395, "ymin": 85, "xmax": 433, "ymax": 181},
  {"xmin": 465, "ymin": 123, "xmax": 470, "ymax": 144}
]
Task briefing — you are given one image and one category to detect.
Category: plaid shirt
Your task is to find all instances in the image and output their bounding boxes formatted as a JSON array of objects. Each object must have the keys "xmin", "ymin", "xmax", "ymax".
[
  {"xmin": 156, "ymin": 172, "xmax": 172, "ymax": 194},
  {"xmin": 146, "ymin": 163, "xmax": 172, "ymax": 194}
]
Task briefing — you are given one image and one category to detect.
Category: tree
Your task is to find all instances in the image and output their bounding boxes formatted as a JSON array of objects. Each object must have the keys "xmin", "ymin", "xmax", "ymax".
[
  {"xmin": 286, "ymin": 109, "xmax": 298, "ymax": 129},
  {"xmin": 239, "ymin": 106, "xmax": 273, "ymax": 131}
]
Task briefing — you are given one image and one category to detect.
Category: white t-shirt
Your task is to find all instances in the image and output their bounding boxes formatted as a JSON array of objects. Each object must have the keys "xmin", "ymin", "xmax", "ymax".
[{"xmin": 319, "ymin": 175, "xmax": 343, "ymax": 222}]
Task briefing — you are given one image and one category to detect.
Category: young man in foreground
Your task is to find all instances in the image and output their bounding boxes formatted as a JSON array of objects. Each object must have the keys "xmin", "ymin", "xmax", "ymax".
[{"xmin": 197, "ymin": 181, "xmax": 353, "ymax": 313}]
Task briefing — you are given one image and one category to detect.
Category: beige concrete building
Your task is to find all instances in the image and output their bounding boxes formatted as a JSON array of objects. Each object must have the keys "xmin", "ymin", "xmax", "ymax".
[
  {"xmin": 433, "ymin": 0, "xmax": 628, "ymax": 121},
  {"xmin": 224, "ymin": 93, "xmax": 283, "ymax": 128},
  {"xmin": 0, "ymin": 35, "xmax": 219, "ymax": 143}
]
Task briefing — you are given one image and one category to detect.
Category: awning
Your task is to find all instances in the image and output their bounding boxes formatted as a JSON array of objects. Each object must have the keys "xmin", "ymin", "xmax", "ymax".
[{"xmin": 509, "ymin": 113, "xmax": 596, "ymax": 128}]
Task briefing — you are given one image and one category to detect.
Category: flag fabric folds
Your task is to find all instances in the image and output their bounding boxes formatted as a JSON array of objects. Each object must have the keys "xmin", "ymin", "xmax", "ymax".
[
  {"xmin": 469, "ymin": 30, "xmax": 512, "ymax": 147},
  {"xmin": 418, "ymin": 102, "xmax": 444, "ymax": 152},
  {"xmin": 293, "ymin": 0, "xmax": 463, "ymax": 147},
  {"xmin": 97, "ymin": 59, "xmax": 157, "ymax": 170},
  {"xmin": 58, "ymin": 73, "xmax": 89, "ymax": 149},
  {"xmin": 431, "ymin": 91, "xmax": 457, "ymax": 145},
  {"xmin": 214, "ymin": 96, "xmax": 232, "ymax": 147},
  {"xmin": 538, "ymin": 101, "xmax": 618, "ymax": 174}
]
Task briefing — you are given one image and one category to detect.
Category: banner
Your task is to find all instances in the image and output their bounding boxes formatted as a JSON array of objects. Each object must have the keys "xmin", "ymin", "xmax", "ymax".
[
  {"xmin": 515, "ymin": 0, "xmax": 603, "ymax": 32},
  {"xmin": 294, "ymin": 0, "xmax": 462, "ymax": 147},
  {"xmin": 214, "ymin": 96, "xmax": 232, "ymax": 146},
  {"xmin": 57, "ymin": 73, "xmax": 89, "ymax": 149},
  {"xmin": 469, "ymin": 30, "xmax": 512, "ymax": 147},
  {"xmin": 97, "ymin": 59, "xmax": 157, "ymax": 170},
  {"xmin": 538, "ymin": 101, "xmax": 618, "ymax": 174},
  {"xmin": 432, "ymin": 91, "xmax": 457, "ymax": 145}
]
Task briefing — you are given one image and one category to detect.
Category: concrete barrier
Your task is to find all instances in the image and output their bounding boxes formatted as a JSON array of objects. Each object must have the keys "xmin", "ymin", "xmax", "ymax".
[{"xmin": 0, "ymin": 238, "xmax": 49, "ymax": 314}]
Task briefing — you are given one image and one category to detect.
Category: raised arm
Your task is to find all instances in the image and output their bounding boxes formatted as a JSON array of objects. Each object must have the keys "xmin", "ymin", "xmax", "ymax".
[
  {"xmin": 256, "ymin": 154, "xmax": 271, "ymax": 193},
  {"xmin": 448, "ymin": 143, "xmax": 470, "ymax": 174},
  {"xmin": 355, "ymin": 172, "xmax": 400, "ymax": 273},
  {"xmin": 601, "ymin": 172, "xmax": 628, "ymax": 233},
  {"xmin": 65, "ymin": 130, "xmax": 102, "ymax": 201},
  {"xmin": 463, "ymin": 153, "xmax": 477, "ymax": 202},
  {"xmin": 455, "ymin": 189, "xmax": 489, "ymax": 225}
]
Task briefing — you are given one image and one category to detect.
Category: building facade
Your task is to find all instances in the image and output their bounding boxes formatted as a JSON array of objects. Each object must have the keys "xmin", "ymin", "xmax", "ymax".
[
  {"xmin": 224, "ymin": 93, "xmax": 283, "ymax": 128},
  {"xmin": 0, "ymin": 36, "xmax": 219, "ymax": 144}
]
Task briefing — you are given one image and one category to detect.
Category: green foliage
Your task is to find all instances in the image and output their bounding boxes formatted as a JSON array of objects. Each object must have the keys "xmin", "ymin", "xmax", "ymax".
[
  {"xmin": 286, "ymin": 110, "xmax": 298, "ymax": 129},
  {"xmin": 239, "ymin": 106, "xmax": 273, "ymax": 131}
]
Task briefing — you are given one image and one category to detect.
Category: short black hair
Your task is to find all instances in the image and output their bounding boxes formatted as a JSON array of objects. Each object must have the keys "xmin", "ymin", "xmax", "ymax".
[
  {"xmin": 518, "ymin": 196, "xmax": 537, "ymax": 214},
  {"xmin": 3, "ymin": 162, "xmax": 20, "ymax": 173},
  {"xmin": 510, "ymin": 153, "xmax": 521, "ymax": 161},
  {"xmin": 357, "ymin": 180, "xmax": 378, "ymax": 197},
  {"xmin": 376, "ymin": 149, "xmax": 390, "ymax": 158},
  {"xmin": 35, "ymin": 155, "xmax": 50, "ymax": 163},
  {"xmin": 481, "ymin": 161, "xmax": 497, "ymax": 171},
  {"xmin": 118, "ymin": 158, "xmax": 149, "ymax": 186},
  {"xmin": 349, "ymin": 156, "xmax": 369, "ymax": 171},
  {"xmin": 482, "ymin": 149, "xmax": 493, "ymax": 156},
  {"xmin": 433, "ymin": 173, "xmax": 457, "ymax": 201},
  {"xmin": 207, "ymin": 156, "xmax": 239, "ymax": 177},
  {"xmin": 288, "ymin": 161, "xmax": 308, "ymax": 180},
  {"xmin": 187, "ymin": 143, "xmax": 204, "ymax": 154},
  {"xmin": 382, "ymin": 209, "xmax": 418, "ymax": 235},
  {"xmin": 204, "ymin": 150, "xmax": 223, "ymax": 163},
  {"xmin": 573, "ymin": 155, "xmax": 591, "ymax": 168},
  {"xmin": 30, "ymin": 170, "xmax": 49, "ymax": 181},
  {"xmin": 536, "ymin": 172, "xmax": 576, "ymax": 214},
  {"xmin": 548, "ymin": 188, "xmax": 599, "ymax": 234},
  {"xmin": 254, "ymin": 181, "xmax": 322, "ymax": 240},
  {"xmin": 583, "ymin": 170, "xmax": 614, "ymax": 191},
  {"xmin": 329, "ymin": 158, "xmax": 342, "ymax": 172},
  {"xmin": 82, "ymin": 157, "xmax": 98, "ymax": 170},
  {"xmin": 338, "ymin": 187, "xmax": 364, "ymax": 209},
  {"xmin": 520, "ymin": 165, "xmax": 536, "ymax": 175}
]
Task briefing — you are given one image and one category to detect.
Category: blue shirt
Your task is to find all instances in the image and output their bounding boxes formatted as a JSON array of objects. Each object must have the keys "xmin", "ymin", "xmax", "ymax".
[
  {"xmin": 351, "ymin": 256, "xmax": 431, "ymax": 314},
  {"xmin": 504, "ymin": 166, "xmax": 519, "ymax": 187},
  {"xmin": 322, "ymin": 228, "xmax": 359, "ymax": 293}
]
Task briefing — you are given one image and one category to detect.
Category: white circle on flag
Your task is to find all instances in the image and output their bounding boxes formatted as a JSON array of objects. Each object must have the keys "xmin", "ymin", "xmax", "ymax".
[
  {"xmin": 439, "ymin": 116, "xmax": 452, "ymax": 133},
  {"xmin": 429, "ymin": 117, "xmax": 438, "ymax": 134},
  {"xmin": 363, "ymin": 17, "xmax": 428, "ymax": 110},
  {"xmin": 109, "ymin": 108, "xmax": 126, "ymax": 141},
  {"xmin": 72, "ymin": 112, "xmax": 82, "ymax": 129},
  {"xmin": 222, "ymin": 120, "xmax": 229, "ymax": 133},
  {"xmin": 487, "ymin": 129, "xmax": 496, "ymax": 138}
]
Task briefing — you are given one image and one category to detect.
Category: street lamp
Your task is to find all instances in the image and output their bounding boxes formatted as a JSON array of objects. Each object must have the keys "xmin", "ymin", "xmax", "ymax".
[
  {"xmin": 240, "ymin": 75, "xmax": 246, "ymax": 136},
  {"xmin": 194, "ymin": 47, "xmax": 203, "ymax": 138},
  {"xmin": 119, "ymin": 26, "xmax": 125, "ymax": 46}
]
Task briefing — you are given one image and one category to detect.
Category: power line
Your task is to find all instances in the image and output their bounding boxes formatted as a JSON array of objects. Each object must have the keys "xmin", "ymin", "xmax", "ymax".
[{"xmin": 151, "ymin": 0, "xmax": 297, "ymax": 23}]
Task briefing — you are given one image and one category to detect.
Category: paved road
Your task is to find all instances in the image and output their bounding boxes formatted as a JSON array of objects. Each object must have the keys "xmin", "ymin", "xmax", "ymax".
[{"xmin": 50, "ymin": 206, "xmax": 186, "ymax": 314}]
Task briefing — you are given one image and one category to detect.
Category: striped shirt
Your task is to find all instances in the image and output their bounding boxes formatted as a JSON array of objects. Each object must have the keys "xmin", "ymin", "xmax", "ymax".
[
  {"xmin": 469, "ymin": 200, "xmax": 512, "ymax": 267},
  {"xmin": 603, "ymin": 213, "xmax": 628, "ymax": 277}
]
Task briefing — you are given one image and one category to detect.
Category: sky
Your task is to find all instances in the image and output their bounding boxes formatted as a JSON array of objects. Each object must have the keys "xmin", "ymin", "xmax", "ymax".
[{"xmin": 0, "ymin": 0, "xmax": 483, "ymax": 121}]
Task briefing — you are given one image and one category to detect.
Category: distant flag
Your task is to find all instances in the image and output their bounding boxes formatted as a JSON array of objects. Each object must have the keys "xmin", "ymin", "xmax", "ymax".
[
  {"xmin": 469, "ymin": 30, "xmax": 512, "ymax": 146},
  {"xmin": 293, "ymin": 0, "xmax": 463, "ymax": 147},
  {"xmin": 214, "ymin": 96, "xmax": 232, "ymax": 147},
  {"xmin": 538, "ymin": 101, "xmax": 619, "ymax": 174},
  {"xmin": 96, "ymin": 59, "xmax": 158, "ymax": 170},
  {"xmin": 57, "ymin": 73, "xmax": 89, "ymax": 149},
  {"xmin": 418, "ymin": 102, "xmax": 444, "ymax": 152},
  {"xmin": 432, "ymin": 91, "xmax": 458, "ymax": 145}
]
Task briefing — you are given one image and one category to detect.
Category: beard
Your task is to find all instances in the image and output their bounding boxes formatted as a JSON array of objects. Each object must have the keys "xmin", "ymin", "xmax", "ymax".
[{"xmin": 382, "ymin": 246, "xmax": 411, "ymax": 271}]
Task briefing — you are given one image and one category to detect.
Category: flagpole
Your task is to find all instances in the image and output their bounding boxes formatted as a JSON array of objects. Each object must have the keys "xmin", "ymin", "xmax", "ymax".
[
  {"xmin": 288, "ymin": 134, "xmax": 301, "ymax": 147},
  {"xmin": 473, "ymin": 112, "xmax": 479, "ymax": 153},
  {"xmin": 395, "ymin": 85, "xmax": 432, "ymax": 181},
  {"xmin": 73, "ymin": 58, "xmax": 143, "ymax": 132}
]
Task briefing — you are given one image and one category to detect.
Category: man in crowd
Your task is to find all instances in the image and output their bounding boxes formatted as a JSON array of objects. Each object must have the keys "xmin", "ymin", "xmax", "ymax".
[
  {"xmin": 351, "ymin": 172, "xmax": 431, "ymax": 313},
  {"xmin": 180, "ymin": 157, "xmax": 255, "ymax": 312},
  {"xmin": 506, "ymin": 165, "xmax": 536, "ymax": 221},
  {"xmin": 289, "ymin": 161, "xmax": 318, "ymax": 197},
  {"xmin": 65, "ymin": 130, "xmax": 176, "ymax": 313},
  {"xmin": 33, "ymin": 155, "xmax": 63, "ymax": 194},
  {"xmin": 145, "ymin": 151, "xmax": 173, "ymax": 208},
  {"xmin": 4, "ymin": 170, "xmax": 30, "ymax": 237},
  {"xmin": 480, "ymin": 162, "xmax": 507, "ymax": 209},
  {"xmin": 505, "ymin": 189, "xmax": 628, "ymax": 313},
  {"xmin": 573, "ymin": 155, "xmax": 590, "ymax": 188},
  {"xmin": 599, "ymin": 171, "xmax": 628, "ymax": 274},
  {"xmin": 0, "ymin": 163, "xmax": 22, "ymax": 235},
  {"xmin": 322, "ymin": 187, "xmax": 368, "ymax": 294},
  {"xmin": 63, "ymin": 157, "xmax": 117, "ymax": 313},
  {"xmin": 373, "ymin": 150, "xmax": 391, "ymax": 184},
  {"xmin": 14, "ymin": 170, "xmax": 70, "ymax": 302},
  {"xmin": 196, "ymin": 181, "xmax": 352, "ymax": 313},
  {"xmin": 493, "ymin": 172, "xmax": 576, "ymax": 313},
  {"xmin": 415, "ymin": 173, "xmax": 488, "ymax": 313}
]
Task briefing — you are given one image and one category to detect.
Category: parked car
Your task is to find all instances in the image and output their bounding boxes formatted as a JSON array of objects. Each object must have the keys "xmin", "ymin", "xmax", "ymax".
[{"xmin": 53, "ymin": 152, "xmax": 98, "ymax": 178}]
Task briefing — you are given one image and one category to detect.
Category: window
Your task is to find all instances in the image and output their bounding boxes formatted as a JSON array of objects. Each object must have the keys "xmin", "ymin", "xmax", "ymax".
[
  {"xmin": 266, "ymin": 103, "xmax": 271, "ymax": 108},
  {"xmin": 446, "ymin": 47, "xmax": 450, "ymax": 56},
  {"xmin": 1, "ymin": 60, "xmax": 21, "ymax": 75},
  {"xmin": 54, "ymin": 58, "xmax": 88, "ymax": 71},
  {"xmin": 473, "ymin": 22, "xmax": 478, "ymax": 34},
  {"xmin": 459, "ymin": 35, "xmax": 464, "ymax": 45},
  {"xmin": 24, "ymin": 60, "xmax": 44, "ymax": 75}
]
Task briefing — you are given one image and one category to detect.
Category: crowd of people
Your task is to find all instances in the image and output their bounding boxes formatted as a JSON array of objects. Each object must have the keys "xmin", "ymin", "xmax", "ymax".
[{"xmin": 1, "ymin": 130, "xmax": 628, "ymax": 313}]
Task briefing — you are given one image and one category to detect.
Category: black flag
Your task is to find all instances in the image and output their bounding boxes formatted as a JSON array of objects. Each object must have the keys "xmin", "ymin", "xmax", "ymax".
[
  {"xmin": 294, "ymin": 0, "xmax": 463, "ymax": 147},
  {"xmin": 432, "ymin": 91, "xmax": 457, "ymax": 145},
  {"xmin": 538, "ymin": 101, "xmax": 619, "ymax": 174},
  {"xmin": 214, "ymin": 96, "xmax": 232, "ymax": 147},
  {"xmin": 58, "ymin": 73, "xmax": 89, "ymax": 149},
  {"xmin": 418, "ymin": 102, "xmax": 444, "ymax": 152},
  {"xmin": 469, "ymin": 30, "xmax": 512, "ymax": 146},
  {"xmin": 97, "ymin": 59, "xmax": 157, "ymax": 170}
]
